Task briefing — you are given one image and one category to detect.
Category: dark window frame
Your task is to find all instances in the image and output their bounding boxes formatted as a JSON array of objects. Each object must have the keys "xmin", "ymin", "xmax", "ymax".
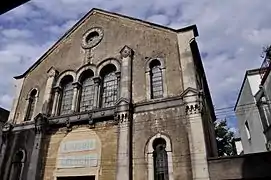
[
  {"xmin": 25, "ymin": 89, "xmax": 37, "ymax": 121},
  {"xmin": 79, "ymin": 70, "xmax": 95, "ymax": 112},
  {"xmin": 59, "ymin": 76, "xmax": 74, "ymax": 115},
  {"xmin": 153, "ymin": 138, "xmax": 169, "ymax": 180},
  {"xmin": 150, "ymin": 60, "xmax": 163, "ymax": 99},
  {"xmin": 100, "ymin": 65, "xmax": 119, "ymax": 108}
]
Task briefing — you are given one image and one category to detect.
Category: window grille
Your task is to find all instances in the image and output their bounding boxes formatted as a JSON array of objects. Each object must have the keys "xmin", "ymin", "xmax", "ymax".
[
  {"xmin": 60, "ymin": 78, "xmax": 73, "ymax": 115},
  {"xmin": 151, "ymin": 61, "xmax": 163, "ymax": 99},
  {"xmin": 80, "ymin": 77, "xmax": 95, "ymax": 112},
  {"xmin": 153, "ymin": 139, "xmax": 169, "ymax": 180},
  {"xmin": 101, "ymin": 71, "xmax": 118, "ymax": 108}
]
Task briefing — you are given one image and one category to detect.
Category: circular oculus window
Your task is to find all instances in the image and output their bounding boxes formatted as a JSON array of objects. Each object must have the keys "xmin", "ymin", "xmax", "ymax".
[{"xmin": 82, "ymin": 27, "xmax": 103, "ymax": 49}]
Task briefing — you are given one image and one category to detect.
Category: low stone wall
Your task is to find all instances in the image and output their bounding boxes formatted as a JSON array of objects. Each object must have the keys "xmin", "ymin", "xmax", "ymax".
[{"xmin": 208, "ymin": 151, "xmax": 271, "ymax": 180}]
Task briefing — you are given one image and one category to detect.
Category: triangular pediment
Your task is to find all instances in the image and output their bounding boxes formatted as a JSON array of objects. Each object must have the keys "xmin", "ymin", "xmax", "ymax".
[
  {"xmin": 14, "ymin": 8, "xmax": 197, "ymax": 79},
  {"xmin": 180, "ymin": 87, "xmax": 200, "ymax": 98}
]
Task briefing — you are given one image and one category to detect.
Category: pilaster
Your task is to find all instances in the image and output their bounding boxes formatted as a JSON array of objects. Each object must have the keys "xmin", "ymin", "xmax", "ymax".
[
  {"xmin": 93, "ymin": 77, "xmax": 101, "ymax": 108},
  {"xmin": 116, "ymin": 45, "xmax": 134, "ymax": 180},
  {"xmin": 51, "ymin": 86, "xmax": 61, "ymax": 116},
  {"xmin": 27, "ymin": 113, "xmax": 48, "ymax": 180},
  {"xmin": 183, "ymin": 89, "xmax": 210, "ymax": 180},
  {"xmin": 71, "ymin": 82, "xmax": 81, "ymax": 112},
  {"xmin": 42, "ymin": 67, "xmax": 58, "ymax": 115}
]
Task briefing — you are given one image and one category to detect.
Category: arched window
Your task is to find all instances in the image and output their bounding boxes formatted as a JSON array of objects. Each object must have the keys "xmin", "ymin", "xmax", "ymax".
[
  {"xmin": 150, "ymin": 60, "xmax": 163, "ymax": 99},
  {"xmin": 59, "ymin": 75, "xmax": 74, "ymax": 115},
  {"xmin": 100, "ymin": 64, "xmax": 118, "ymax": 108},
  {"xmin": 25, "ymin": 89, "xmax": 37, "ymax": 121},
  {"xmin": 79, "ymin": 70, "xmax": 95, "ymax": 112},
  {"xmin": 153, "ymin": 138, "xmax": 169, "ymax": 180},
  {"xmin": 9, "ymin": 150, "xmax": 25, "ymax": 180}
]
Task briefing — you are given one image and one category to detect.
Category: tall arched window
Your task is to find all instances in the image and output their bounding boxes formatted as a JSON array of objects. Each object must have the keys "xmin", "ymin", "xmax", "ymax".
[
  {"xmin": 100, "ymin": 64, "xmax": 118, "ymax": 108},
  {"xmin": 150, "ymin": 60, "xmax": 163, "ymax": 99},
  {"xmin": 153, "ymin": 138, "xmax": 169, "ymax": 180},
  {"xmin": 9, "ymin": 150, "xmax": 25, "ymax": 180},
  {"xmin": 59, "ymin": 75, "xmax": 74, "ymax": 115},
  {"xmin": 25, "ymin": 89, "xmax": 37, "ymax": 121},
  {"xmin": 79, "ymin": 70, "xmax": 95, "ymax": 112}
]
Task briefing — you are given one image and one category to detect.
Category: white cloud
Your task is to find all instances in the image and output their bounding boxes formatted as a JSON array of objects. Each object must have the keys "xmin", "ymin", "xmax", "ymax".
[
  {"xmin": 1, "ymin": 0, "xmax": 271, "ymax": 132},
  {"xmin": 1, "ymin": 29, "xmax": 32, "ymax": 39}
]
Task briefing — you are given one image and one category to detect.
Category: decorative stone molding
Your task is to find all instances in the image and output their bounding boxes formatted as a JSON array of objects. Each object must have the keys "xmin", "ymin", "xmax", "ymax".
[
  {"xmin": 65, "ymin": 118, "xmax": 72, "ymax": 133},
  {"xmin": 115, "ymin": 112, "xmax": 129, "ymax": 123},
  {"xmin": 266, "ymin": 140, "xmax": 271, "ymax": 151},
  {"xmin": 120, "ymin": 45, "xmax": 133, "ymax": 58},
  {"xmin": 97, "ymin": 58, "xmax": 121, "ymax": 75},
  {"xmin": 55, "ymin": 70, "xmax": 76, "ymax": 87},
  {"xmin": 93, "ymin": 76, "xmax": 101, "ymax": 84},
  {"xmin": 185, "ymin": 103, "xmax": 202, "ymax": 114},
  {"xmin": 81, "ymin": 27, "xmax": 104, "ymax": 49},
  {"xmin": 76, "ymin": 65, "xmax": 97, "ymax": 82},
  {"xmin": 88, "ymin": 113, "xmax": 95, "ymax": 129},
  {"xmin": 2, "ymin": 122, "xmax": 13, "ymax": 133},
  {"xmin": 47, "ymin": 67, "xmax": 59, "ymax": 78},
  {"xmin": 34, "ymin": 113, "xmax": 48, "ymax": 134}
]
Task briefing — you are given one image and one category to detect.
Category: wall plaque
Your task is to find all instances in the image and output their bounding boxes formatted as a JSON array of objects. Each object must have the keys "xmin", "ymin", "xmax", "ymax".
[
  {"xmin": 60, "ymin": 139, "xmax": 95, "ymax": 153},
  {"xmin": 58, "ymin": 154, "xmax": 98, "ymax": 168}
]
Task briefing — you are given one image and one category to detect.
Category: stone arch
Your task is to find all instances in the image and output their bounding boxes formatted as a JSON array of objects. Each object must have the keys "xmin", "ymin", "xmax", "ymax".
[
  {"xmin": 26, "ymin": 87, "xmax": 39, "ymax": 99},
  {"xmin": 97, "ymin": 58, "xmax": 121, "ymax": 75},
  {"xmin": 55, "ymin": 70, "xmax": 76, "ymax": 87},
  {"xmin": 9, "ymin": 149, "xmax": 26, "ymax": 180},
  {"xmin": 145, "ymin": 58, "xmax": 167, "ymax": 100},
  {"xmin": 145, "ymin": 133, "xmax": 174, "ymax": 180},
  {"xmin": 24, "ymin": 88, "xmax": 39, "ymax": 122},
  {"xmin": 76, "ymin": 64, "xmax": 97, "ymax": 82},
  {"xmin": 54, "ymin": 127, "xmax": 101, "ymax": 179},
  {"xmin": 145, "ymin": 58, "xmax": 165, "ymax": 72}
]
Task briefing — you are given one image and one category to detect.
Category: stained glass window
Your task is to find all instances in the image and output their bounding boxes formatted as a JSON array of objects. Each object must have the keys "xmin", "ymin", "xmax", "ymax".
[
  {"xmin": 150, "ymin": 60, "xmax": 163, "ymax": 99},
  {"xmin": 25, "ymin": 89, "xmax": 37, "ymax": 121},
  {"xmin": 101, "ymin": 65, "xmax": 118, "ymax": 108},
  {"xmin": 79, "ymin": 71, "xmax": 95, "ymax": 112},
  {"xmin": 153, "ymin": 138, "xmax": 169, "ymax": 180},
  {"xmin": 59, "ymin": 76, "xmax": 73, "ymax": 115}
]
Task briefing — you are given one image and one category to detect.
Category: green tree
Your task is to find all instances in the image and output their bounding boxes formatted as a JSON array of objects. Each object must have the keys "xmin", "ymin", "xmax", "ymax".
[{"xmin": 214, "ymin": 119, "xmax": 236, "ymax": 156}]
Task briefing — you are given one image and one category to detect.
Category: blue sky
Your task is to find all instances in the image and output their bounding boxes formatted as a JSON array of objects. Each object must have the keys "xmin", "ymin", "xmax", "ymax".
[{"xmin": 1, "ymin": 0, "xmax": 271, "ymax": 133}]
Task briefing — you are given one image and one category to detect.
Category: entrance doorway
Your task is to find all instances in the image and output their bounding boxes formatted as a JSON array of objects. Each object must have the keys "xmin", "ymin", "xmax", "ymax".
[{"xmin": 57, "ymin": 176, "xmax": 95, "ymax": 180}]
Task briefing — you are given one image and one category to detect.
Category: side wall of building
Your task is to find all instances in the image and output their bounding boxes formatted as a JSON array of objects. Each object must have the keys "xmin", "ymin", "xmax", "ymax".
[{"xmin": 236, "ymin": 78, "xmax": 266, "ymax": 154}]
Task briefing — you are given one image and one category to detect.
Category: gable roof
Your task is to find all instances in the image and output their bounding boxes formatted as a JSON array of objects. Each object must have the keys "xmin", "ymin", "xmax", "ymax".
[
  {"xmin": 234, "ymin": 68, "xmax": 261, "ymax": 110},
  {"xmin": 14, "ymin": 8, "xmax": 198, "ymax": 79}
]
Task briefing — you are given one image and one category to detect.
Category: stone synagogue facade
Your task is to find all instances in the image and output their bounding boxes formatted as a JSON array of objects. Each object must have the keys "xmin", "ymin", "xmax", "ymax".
[{"xmin": 0, "ymin": 8, "xmax": 217, "ymax": 180}]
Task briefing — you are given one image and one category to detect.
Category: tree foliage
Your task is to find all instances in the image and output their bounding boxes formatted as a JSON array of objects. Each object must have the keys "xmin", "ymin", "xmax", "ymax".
[{"xmin": 214, "ymin": 119, "xmax": 236, "ymax": 156}]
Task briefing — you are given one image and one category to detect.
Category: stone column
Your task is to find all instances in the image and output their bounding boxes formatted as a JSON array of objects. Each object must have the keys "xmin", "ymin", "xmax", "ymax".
[
  {"xmin": 42, "ymin": 67, "xmax": 58, "ymax": 115},
  {"xmin": 27, "ymin": 113, "xmax": 48, "ymax": 180},
  {"xmin": 177, "ymin": 32, "xmax": 210, "ymax": 180},
  {"xmin": 93, "ymin": 77, "xmax": 101, "ymax": 108},
  {"xmin": 116, "ymin": 46, "xmax": 133, "ymax": 180},
  {"xmin": 51, "ymin": 87, "xmax": 61, "ymax": 116},
  {"xmin": 71, "ymin": 82, "xmax": 81, "ymax": 112}
]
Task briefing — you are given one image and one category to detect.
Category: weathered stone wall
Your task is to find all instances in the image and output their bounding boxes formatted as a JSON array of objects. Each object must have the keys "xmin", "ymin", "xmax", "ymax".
[
  {"xmin": 133, "ymin": 105, "xmax": 192, "ymax": 180},
  {"xmin": 0, "ymin": 129, "xmax": 35, "ymax": 180},
  {"xmin": 208, "ymin": 152, "xmax": 271, "ymax": 180},
  {"xmin": 41, "ymin": 122, "xmax": 117, "ymax": 180},
  {"xmin": 14, "ymin": 12, "xmax": 184, "ymax": 124}
]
